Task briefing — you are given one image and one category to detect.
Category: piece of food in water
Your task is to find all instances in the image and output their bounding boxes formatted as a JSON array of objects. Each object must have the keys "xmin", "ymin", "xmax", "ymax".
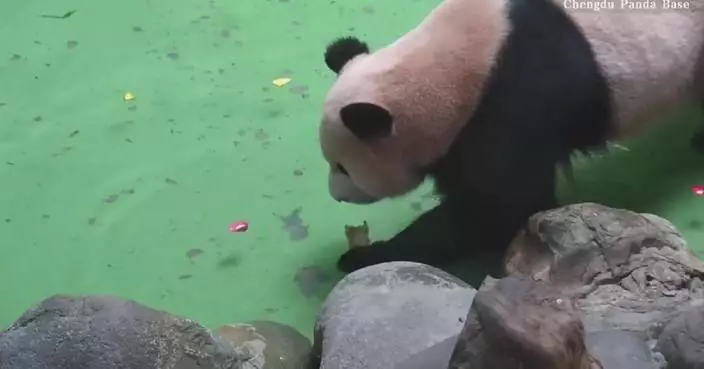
[
  {"xmin": 229, "ymin": 221, "xmax": 249, "ymax": 232},
  {"xmin": 345, "ymin": 221, "xmax": 370, "ymax": 249},
  {"xmin": 693, "ymin": 185, "xmax": 704, "ymax": 196},
  {"xmin": 272, "ymin": 78, "xmax": 292, "ymax": 88}
]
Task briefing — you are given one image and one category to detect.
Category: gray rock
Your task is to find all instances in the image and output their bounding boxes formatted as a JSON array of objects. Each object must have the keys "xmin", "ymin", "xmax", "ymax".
[
  {"xmin": 0, "ymin": 295, "xmax": 253, "ymax": 369},
  {"xmin": 656, "ymin": 303, "xmax": 704, "ymax": 369},
  {"xmin": 586, "ymin": 330, "xmax": 660, "ymax": 369},
  {"xmin": 392, "ymin": 334, "xmax": 464, "ymax": 369},
  {"xmin": 310, "ymin": 262, "xmax": 476, "ymax": 369},
  {"xmin": 217, "ymin": 320, "xmax": 312, "ymax": 369},
  {"xmin": 504, "ymin": 203, "xmax": 704, "ymax": 338}
]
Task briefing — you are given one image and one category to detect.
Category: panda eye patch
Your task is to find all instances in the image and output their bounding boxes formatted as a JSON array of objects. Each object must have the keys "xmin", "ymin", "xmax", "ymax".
[{"xmin": 336, "ymin": 163, "xmax": 349, "ymax": 175}]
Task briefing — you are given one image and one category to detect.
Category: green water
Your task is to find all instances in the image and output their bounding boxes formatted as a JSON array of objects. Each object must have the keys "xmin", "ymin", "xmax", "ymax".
[{"xmin": 1, "ymin": 0, "xmax": 702, "ymax": 338}]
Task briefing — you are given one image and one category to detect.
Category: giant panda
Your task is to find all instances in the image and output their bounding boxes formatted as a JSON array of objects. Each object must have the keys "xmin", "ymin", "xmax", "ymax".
[{"xmin": 319, "ymin": 0, "xmax": 704, "ymax": 274}]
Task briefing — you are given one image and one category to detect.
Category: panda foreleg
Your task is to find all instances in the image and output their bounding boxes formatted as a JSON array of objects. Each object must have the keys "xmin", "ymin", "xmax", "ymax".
[
  {"xmin": 692, "ymin": 101, "xmax": 704, "ymax": 153},
  {"xmin": 336, "ymin": 201, "xmax": 463, "ymax": 273},
  {"xmin": 336, "ymin": 186, "xmax": 555, "ymax": 274},
  {"xmin": 692, "ymin": 129, "xmax": 704, "ymax": 153}
]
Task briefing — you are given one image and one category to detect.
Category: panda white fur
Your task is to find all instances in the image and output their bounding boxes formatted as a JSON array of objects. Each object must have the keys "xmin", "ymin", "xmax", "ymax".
[{"xmin": 319, "ymin": 0, "xmax": 704, "ymax": 273}]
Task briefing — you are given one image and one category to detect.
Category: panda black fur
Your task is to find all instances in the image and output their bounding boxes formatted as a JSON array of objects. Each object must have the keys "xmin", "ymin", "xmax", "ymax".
[{"xmin": 319, "ymin": 0, "xmax": 704, "ymax": 273}]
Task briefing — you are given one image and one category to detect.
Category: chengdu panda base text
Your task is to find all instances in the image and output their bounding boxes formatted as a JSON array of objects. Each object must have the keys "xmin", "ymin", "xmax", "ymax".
[
  {"xmin": 563, "ymin": 0, "xmax": 692, "ymax": 10},
  {"xmin": 318, "ymin": 0, "xmax": 704, "ymax": 273}
]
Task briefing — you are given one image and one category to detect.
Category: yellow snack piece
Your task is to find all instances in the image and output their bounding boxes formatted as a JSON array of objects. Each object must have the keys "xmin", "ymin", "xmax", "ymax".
[
  {"xmin": 345, "ymin": 221, "xmax": 371, "ymax": 249},
  {"xmin": 272, "ymin": 78, "xmax": 291, "ymax": 88},
  {"xmin": 123, "ymin": 91, "xmax": 136, "ymax": 101}
]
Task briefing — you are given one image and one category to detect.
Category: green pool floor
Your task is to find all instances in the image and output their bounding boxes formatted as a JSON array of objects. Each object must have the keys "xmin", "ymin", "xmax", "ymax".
[{"xmin": 1, "ymin": 0, "xmax": 703, "ymax": 337}]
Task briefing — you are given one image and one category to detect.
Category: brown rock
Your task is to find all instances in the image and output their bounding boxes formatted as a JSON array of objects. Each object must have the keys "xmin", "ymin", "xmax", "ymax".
[
  {"xmin": 503, "ymin": 203, "xmax": 704, "ymax": 336},
  {"xmin": 448, "ymin": 276, "xmax": 601, "ymax": 369}
]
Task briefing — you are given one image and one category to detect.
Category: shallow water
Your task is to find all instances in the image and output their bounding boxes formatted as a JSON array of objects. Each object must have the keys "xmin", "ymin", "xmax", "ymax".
[
  {"xmin": 0, "ymin": 0, "xmax": 442, "ymax": 335},
  {"xmin": 1, "ymin": 0, "xmax": 703, "ymax": 338}
]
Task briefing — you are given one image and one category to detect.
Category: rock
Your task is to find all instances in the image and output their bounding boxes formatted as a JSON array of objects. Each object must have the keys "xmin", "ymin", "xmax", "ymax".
[
  {"xmin": 585, "ymin": 330, "xmax": 661, "ymax": 369},
  {"xmin": 310, "ymin": 262, "xmax": 476, "ymax": 369},
  {"xmin": 393, "ymin": 334, "xmax": 467, "ymax": 369},
  {"xmin": 448, "ymin": 203, "xmax": 704, "ymax": 369},
  {"xmin": 656, "ymin": 303, "xmax": 704, "ymax": 369},
  {"xmin": 0, "ymin": 295, "xmax": 253, "ymax": 369},
  {"xmin": 504, "ymin": 203, "xmax": 704, "ymax": 338},
  {"xmin": 217, "ymin": 320, "xmax": 312, "ymax": 369},
  {"xmin": 448, "ymin": 276, "xmax": 599, "ymax": 369}
]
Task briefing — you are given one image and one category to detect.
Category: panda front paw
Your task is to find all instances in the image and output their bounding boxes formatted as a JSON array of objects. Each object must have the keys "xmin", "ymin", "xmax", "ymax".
[{"xmin": 337, "ymin": 242, "xmax": 391, "ymax": 273}]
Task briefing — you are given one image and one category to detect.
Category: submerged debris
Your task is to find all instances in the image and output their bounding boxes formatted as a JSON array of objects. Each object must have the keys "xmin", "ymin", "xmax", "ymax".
[
  {"xmin": 294, "ymin": 266, "xmax": 331, "ymax": 298},
  {"xmin": 40, "ymin": 9, "xmax": 77, "ymax": 19},
  {"xmin": 276, "ymin": 207, "xmax": 308, "ymax": 241}
]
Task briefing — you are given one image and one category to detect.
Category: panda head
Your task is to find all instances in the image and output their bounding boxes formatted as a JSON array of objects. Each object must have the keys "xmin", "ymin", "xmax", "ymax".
[
  {"xmin": 319, "ymin": 36, "xmax": 427, "ymax": 204},
  {"xmin": 319, "ymin": 1, "xmax": 512, "ymax": 205}
]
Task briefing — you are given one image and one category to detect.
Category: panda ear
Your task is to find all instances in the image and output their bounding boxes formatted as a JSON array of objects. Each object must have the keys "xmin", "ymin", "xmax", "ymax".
[
  {"xmin": 324, "ymin": 36, "xmax": 370, "ymax": 74},
  {"xmin": 340, "ymin": 103, "xmax": 393, "ymax": 140}
]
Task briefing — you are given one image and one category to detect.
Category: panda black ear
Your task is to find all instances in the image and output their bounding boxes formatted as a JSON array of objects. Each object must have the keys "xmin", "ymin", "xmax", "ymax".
[
  {"xmin": 324, "ymin": 36, "xmax": 370, "ymax": 74},
  {"xmin": 340, "ymin": 102, "xmax": 393, "ymax": 140}
]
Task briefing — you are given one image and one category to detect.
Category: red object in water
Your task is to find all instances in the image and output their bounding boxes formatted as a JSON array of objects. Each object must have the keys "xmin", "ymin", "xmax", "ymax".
[
  {"xmin": 229, "ymin": 221, "xmax": 249, "ymax": 232},
  {"xmin": 693, "ymin": 185, "xmax": 704, "ymax": 196}
]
